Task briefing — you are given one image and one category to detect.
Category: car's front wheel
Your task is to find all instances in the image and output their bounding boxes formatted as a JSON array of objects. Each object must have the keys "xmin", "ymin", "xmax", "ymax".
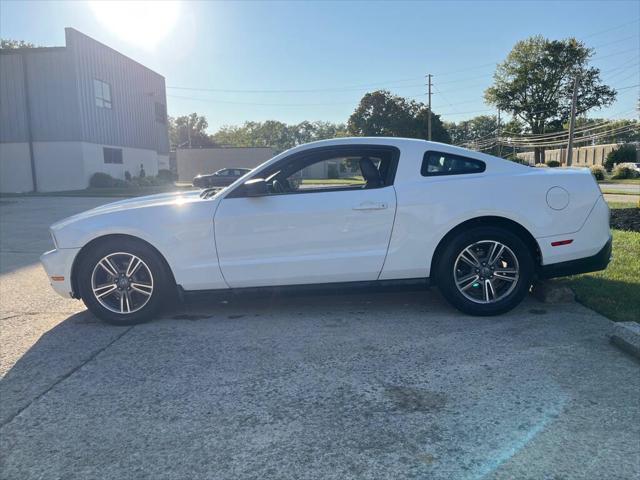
[
  {"xmin": 78, "ymin": 239, "xmax": 171, "ymax": 325},
  {"xmin": 436, "ymin": 227, "xmax": 534, "ymax": 316}
]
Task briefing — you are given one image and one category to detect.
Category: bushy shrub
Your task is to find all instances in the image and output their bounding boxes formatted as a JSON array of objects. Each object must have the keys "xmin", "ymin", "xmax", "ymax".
[
  {"xmin": 605, "ymin": 144, "xmax": 637, "ymax": 171},
  {"xmin": 589, "ymin": 165, "xmax": 606, "ymax": 181},
  {"xmin": 112, "ymin": 178, "xmax": 129, "ymax": 188},
  {"xmin": 157, "ymin": 169, "xmax": 177, "ymax": 183},
  {"xmin": 611, "ymin": 164, "xmax": 639, "ymax": 180},
  {"xmin": 89, "ymin": 172, "xmax": 116, "ymax": 188},
  {"xmin": 546, "ymin": 160, "xmax": 561, "ymax": 168},
  {"xmin": 534, "ymin": 163, "xmax": 549, "ymax": 168},
  {"xmin": 124, "ymin": 170, "xmax": 132, "ymax": 181},
  {"xmin": 131, "ymin": 175, "xmax": 163, "ymax": 187}
]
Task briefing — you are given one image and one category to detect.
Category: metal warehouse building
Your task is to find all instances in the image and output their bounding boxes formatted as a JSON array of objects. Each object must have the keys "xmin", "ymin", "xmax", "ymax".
[{"xmin": 0, "ymin": 28, "xmax": 169, "ymax": 193}]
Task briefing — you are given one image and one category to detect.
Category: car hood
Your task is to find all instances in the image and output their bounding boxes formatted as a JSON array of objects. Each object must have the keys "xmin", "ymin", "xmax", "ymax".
[{"xmin": 51, "ymin": 189, "xmax": 209, "ymax": 230}]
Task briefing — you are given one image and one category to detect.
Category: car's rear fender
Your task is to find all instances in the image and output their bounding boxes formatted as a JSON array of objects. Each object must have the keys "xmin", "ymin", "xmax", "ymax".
[{"xmin": 380, "ymin": 167, "xmax": 602, "ymax": 280}]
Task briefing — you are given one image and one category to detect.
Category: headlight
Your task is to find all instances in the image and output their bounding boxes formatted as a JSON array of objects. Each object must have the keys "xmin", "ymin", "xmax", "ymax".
[{"xmin": 50, "ymin": 230, "xmax": 58, "ymax": 249}]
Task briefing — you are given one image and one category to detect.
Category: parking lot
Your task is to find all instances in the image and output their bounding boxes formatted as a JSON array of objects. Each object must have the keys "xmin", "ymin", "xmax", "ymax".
[{"xmin": 1, "ymin": 196, "xmax": 638, "ymax": 479}]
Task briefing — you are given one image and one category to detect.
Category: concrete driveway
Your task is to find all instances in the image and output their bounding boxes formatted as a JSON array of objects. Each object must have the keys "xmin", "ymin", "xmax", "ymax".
[{"xmin": 1, "ymin": 197, "xmax": 639, "ymax": 480}]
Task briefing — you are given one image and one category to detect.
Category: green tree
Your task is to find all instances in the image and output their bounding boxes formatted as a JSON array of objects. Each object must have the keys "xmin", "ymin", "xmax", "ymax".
[
  {"xmin": 445, "ymin": 115, "xmax": 499, "ymax": 146},
  {"xmin": 213, "ymin": 120, "xmax": 347, "ymax": 153},
  {"xmin": 168, "ymin": 113, "xmax": 216, "ymax": 148},
  {"xmin": 0, "ymin": 39, "xmax": 37, "ymax": 49},
  {"xmin": 348, "ymin": 90, "xmax": 450, "ymax": 143},
  {"xmin": 213, "ymin": 120, "xmax": 293, "ymax": 152},
  {"xmin": 485, "ymin": 36, "xmax": 616, "ymax": 163}
]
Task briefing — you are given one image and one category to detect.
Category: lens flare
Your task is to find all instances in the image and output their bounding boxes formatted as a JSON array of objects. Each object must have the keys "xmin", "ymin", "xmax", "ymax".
[{"xmin": 88, "ymin": 1, "xmax": 180, "ymax": 49}]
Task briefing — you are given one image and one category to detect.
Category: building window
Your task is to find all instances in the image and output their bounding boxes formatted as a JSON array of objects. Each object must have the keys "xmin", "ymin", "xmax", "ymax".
[
  {"xmin": 155, "ymin": 102, "xmax": 166, "ymax": 123},
  {"xmin": 103, "ymin": 147, "xmax": 123, "ymax": 164},
  {"xmin": 94, "ymin": 79, "xmax": 112, "ymax": 109}
]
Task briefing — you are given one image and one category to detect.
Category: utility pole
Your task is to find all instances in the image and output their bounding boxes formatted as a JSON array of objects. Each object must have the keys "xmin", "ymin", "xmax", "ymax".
[
  {"xmin": 566, "ymin": 75, "xmax": 579, "ymax": 166},
  {"xmin": 426, "ymin": 74, "xmax": 432, "ymax": 141},
  {"xmin": 497, "ymin": 109, "xmax": 502, "ymax": 158}
]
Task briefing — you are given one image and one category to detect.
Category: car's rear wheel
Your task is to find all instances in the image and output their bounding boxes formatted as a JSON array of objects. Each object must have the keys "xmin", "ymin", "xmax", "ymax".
[
  {"xmin": 78, "ymin": 239, "xmax": 170, "ymax": 325},
  {"xmin": 436, "ymin": 227, "xmax": 534, "ymax": 316}
]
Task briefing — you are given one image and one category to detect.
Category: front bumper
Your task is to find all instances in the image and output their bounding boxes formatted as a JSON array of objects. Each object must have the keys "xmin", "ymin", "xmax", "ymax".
[
  {"xmin": 40, "ymin": 247, "xmax": 81, "ymax": 298},
  {"xmin": 539, "ymin": 235, "xmax": 612, "ymax": 279}
]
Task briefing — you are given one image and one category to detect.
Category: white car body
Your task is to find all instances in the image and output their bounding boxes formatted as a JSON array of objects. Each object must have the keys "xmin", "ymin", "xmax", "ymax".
[{"xmin": 42, "ymin": 138, "xmax": 611, "ymax": 303}]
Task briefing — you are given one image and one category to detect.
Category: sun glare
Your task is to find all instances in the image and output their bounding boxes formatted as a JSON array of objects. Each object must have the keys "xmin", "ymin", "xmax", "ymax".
[{"xmin": 88, "ymin": 1, "xmax": 180, "ymax": 49}]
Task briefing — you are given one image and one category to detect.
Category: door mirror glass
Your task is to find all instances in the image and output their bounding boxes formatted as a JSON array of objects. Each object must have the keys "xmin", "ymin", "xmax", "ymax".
[{"xmin": 243, "ymin": 178, "xmax": 268, "ymax": 197}]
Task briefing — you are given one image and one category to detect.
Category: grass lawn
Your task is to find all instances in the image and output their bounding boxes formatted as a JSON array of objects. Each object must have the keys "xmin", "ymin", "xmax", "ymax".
[
  {"xmin": 599, "ymin": 178, "xmax": 640, "ymax": 185},
  {"xmin": 557, "ymin": 202, "xmax": 639, "ymax": 323},
  {"xmin": 607, "ymin": 201, "xmax": 637, "ymax": 209},
  {"xmin": 600, "ymin": 189, "xmax": 639, "ymax": 196}
]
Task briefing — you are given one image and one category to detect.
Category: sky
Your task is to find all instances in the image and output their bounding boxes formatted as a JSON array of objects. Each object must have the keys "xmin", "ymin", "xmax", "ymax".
[{"xmin": 1, "ymin": 0, "xmax": 638, "ymax": 132}]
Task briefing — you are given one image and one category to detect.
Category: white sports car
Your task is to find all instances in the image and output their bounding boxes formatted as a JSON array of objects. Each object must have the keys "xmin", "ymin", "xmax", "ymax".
[{"xmin": 42, "ymin": 138, "xmax": 611, "ymax": 324}]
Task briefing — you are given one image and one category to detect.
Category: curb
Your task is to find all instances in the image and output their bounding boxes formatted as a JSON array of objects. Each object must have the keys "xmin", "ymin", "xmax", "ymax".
[{"xmin": 610, "ymin": 322, "xmax": 640, "ymax": 360}]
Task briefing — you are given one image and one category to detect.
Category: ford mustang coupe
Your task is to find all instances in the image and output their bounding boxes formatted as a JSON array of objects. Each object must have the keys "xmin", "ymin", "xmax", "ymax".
[{"xmin": 41, "ymin": 138, "xmax": 611, "ymax": 324}]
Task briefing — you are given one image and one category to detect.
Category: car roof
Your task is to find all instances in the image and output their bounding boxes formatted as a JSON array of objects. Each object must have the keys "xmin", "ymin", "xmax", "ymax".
[{"xmin": 273, "ymin": 137, "xmax": 522, "ymax": 170}]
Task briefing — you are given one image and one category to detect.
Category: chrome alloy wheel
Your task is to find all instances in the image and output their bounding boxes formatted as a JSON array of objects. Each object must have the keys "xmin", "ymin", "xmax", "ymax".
[
  {"xmin": 90, "ymin": 252, "xmax": 154, "ymax": 314},
  {"xmin": 453, "ymin": 240, "xmax": 519, "ymax": 304}
]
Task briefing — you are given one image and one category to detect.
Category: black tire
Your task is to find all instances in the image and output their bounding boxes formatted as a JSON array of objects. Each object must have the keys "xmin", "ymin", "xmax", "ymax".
[
  {"xmin": 435, "ymin": 226, "xmax": 534, "ymax": 316},
  {"xmin": 78, "ymin": 238, "xmax": 171, "ymax": 325}
]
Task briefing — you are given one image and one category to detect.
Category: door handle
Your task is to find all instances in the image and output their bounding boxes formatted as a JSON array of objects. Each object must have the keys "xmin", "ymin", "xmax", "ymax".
[{"xmin": 353, "ymin": 201, "xmax": 388, "ymax": 211}]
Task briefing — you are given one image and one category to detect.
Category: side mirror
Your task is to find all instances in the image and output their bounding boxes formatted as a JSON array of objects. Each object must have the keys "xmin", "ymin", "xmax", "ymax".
[{"xmin": 243, "ymin": 178, "xmax": 268, "ymax": 197}]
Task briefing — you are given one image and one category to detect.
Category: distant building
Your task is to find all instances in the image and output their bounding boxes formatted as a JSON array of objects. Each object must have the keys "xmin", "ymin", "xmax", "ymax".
[
  {"xmin": 0, "ymin": 28, "xmax": 169, "ymax": 192},
  {"xmin": 177, "ymin": 147, "xmax": 274, "ymax": 182}
]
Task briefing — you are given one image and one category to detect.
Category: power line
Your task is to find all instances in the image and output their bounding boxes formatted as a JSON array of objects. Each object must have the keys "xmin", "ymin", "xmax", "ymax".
[
  {"xmin": 457, "ymin": 110, "xmax": 638, "ymax": 147},
  {"xmin": 616, "ymin": 83, "xmax": 640, "ymax": 91},
  {"xmin": 581, "ymin": 18, "xmax": 640, "ymax": 39},
  {"xmin": 465, "ymin": 124, "xmax": 638, "ymax": 149}
]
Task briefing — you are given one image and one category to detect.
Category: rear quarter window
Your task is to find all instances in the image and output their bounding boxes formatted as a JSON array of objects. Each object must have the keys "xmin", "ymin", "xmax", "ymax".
[{"xmin": 421, "ymin": 151, "xmax": 486, "ymax": 176}]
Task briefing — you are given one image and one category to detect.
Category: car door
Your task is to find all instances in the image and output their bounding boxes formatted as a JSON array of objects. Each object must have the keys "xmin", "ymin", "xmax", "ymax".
[{"xmin": 214, "ymin": 145, "xmax": 399, "ymax": 288}]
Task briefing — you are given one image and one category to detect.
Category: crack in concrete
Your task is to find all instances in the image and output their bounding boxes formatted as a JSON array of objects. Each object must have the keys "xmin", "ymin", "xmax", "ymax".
[{"xmin": 0, "ymin": 325, "xmax": 134, "ymax": 429}]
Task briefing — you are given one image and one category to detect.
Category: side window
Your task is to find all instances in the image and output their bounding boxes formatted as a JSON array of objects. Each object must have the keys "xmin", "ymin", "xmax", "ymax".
[
  {"xmin": 269, "ymin": 147, "xmax": 397, "ymax": 194},
  {"xmin": 154, "ymin": 102, "xmax": 166, "ymax": 123},
  {"xmin": 421, "ymin": 151, "xmax": 485, "ymax": 176},
  {"xmin": 94, "ymin": 79, "xmax": 112, "ymax": 109},
  {"xmin": 287, "ymin": 156, "xmax": 367, "ymax": 192},
  {"xmin": 103, "ymin": 147, "xmax": 123, "ymax": 164},
  {"xmin": 227, "ymin": 146, "xmax": 399, "ymax": 198}
]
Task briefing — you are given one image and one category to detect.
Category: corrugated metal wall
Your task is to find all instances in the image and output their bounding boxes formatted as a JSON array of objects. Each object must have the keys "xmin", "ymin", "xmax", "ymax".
[
  {"xmin": 66, "ymin": 28, "xmax": 169, "ymax": 154},
  {"xmin": 0, "ymin": 53, "xmax": 29, "ymax": 143},
  {"xmin": 25, "ymin": 49, "xmax": 82, "ymax": 141},
  {"xmin": 0, "ymin": 29, "xmax": 169, "ymax": 155},
  {"xmin": 1, "ymin": 48, "xmax": 83, "ymax": 143}
]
